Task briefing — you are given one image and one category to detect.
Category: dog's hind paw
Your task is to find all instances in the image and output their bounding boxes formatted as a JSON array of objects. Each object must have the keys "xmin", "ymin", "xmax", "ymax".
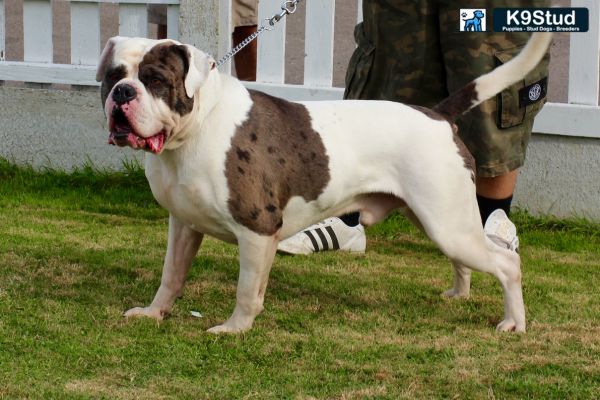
[
  {"xmin": 442, "ymin": 288, "xmax": 470, "ymax": 299},
  {"xmin": 124, "ymin": 306, "xmax": 166, "ymax": 320},
  {"xmin": 496, "ymin": 318, "xmax": 525, "ymax": 333}
]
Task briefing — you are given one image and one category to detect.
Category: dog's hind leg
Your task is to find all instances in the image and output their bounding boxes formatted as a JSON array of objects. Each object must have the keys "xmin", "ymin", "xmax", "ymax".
[
  {"xmin": 124, "ymin": 215, "xmax": 204, "ymax": 320},
  {"xmin": 404, "ymin": 181, "xmax": 525, "ymax": 332},
  {"xmin": 400, "ymin": 207, "xmax": 471, "ymax": 299},
  {"xmin": 443, "ymin": 262, "xmax": 472, "ymax": 299},
  {"xmin": 207, "ymin": 232, "xmax": 278, "ymax": 334}
]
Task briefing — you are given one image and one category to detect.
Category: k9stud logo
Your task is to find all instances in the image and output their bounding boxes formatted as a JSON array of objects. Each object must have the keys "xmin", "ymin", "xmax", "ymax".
[
  {"xmin": 460, "ymin": 9, "xmax": 487, "ymax": 32},
  {"xmin": 493, "ymin": 8, "xmax": 589, "ymax": 32}
]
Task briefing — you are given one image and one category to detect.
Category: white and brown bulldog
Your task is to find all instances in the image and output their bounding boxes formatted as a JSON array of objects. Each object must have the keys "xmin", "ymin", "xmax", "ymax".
[{"xmin": 96, "ymin": 33, "xmax": 552, "ymax": 334}]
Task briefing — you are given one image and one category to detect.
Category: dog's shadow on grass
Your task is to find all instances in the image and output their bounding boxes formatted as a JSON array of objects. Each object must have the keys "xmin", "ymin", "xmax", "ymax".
[{"xmin": 35, "ymin": 237, "xmax": 498, "ymax": 332}]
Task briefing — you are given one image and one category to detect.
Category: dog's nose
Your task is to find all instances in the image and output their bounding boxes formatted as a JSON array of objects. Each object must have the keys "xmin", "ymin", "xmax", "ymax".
[{"xmin": 112, "ymin": 84, "xmax": 137, "ymax": 105}]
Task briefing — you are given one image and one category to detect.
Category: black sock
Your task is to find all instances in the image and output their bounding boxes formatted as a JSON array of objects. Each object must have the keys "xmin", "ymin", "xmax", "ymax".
[
  {"xmin": 339, "ymin": 212, "xmax": 361, "ymax": 227},
  {"xmin": 477, "ymin": 195, "xmax": 513, "ymax": 226}
]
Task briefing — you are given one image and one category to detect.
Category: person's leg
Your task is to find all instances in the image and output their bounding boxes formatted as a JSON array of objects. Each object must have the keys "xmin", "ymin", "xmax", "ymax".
[
  {"xmin": 477, "ymin": 171, "xmax": 518, "ymax": 199},
  {"xmin": 476, "ymin": 170, "xmax": 518, "ymax": 223},
  {"xmin": 439, "ymin": 0, "xmax": 550, "ymax": 226},
  {"xmin": 232, "ymin": 25, "xmax": 257, "ymax": 81},
  {"xmin": 148, "ymin": 5, "xmax": 167, "ymax": 40},
  {"xmin": 232, "ymin": 0, "xmax": 258, "ymax": 81},
  {"xmin": 157, "ymin": 24, "xmax": 167, "ymax": 40}
]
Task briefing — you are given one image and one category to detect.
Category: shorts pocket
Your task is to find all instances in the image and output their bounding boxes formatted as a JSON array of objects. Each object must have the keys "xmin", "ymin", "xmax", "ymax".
[
  {"xmin": 344, "ymin": 23, "xmax": 376, "ymax": 99},
  {"xmin": 495, "ymin": 46, "xmax": 550, "ymax": 129}
]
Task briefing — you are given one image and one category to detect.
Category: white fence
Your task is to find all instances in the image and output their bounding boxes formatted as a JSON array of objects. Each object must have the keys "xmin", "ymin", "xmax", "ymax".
[{"xmin": 0, "ymin": 0, "xmax": 598, "ymax": 141}]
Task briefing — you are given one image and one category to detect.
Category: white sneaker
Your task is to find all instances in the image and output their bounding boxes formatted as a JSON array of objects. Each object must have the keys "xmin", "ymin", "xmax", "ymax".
[
  {"xmin": 484, "ymin": 209, "xmax": 519, "ymax": 252},
  {"xmin": 277, "ymin": 217, "xmax": 366, "ymax": 255}
]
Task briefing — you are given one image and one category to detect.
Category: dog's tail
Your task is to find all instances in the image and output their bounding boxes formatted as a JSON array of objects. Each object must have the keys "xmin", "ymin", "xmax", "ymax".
[{"xmin": 433, "ymin": 32, "xmax": 552, "ymax": 121}]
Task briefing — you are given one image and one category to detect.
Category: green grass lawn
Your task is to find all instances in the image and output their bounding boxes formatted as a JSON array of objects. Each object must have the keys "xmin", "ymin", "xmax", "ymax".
[{"xmin": 1, "ymin": 159, "xmax": 599, "ymax": 399}]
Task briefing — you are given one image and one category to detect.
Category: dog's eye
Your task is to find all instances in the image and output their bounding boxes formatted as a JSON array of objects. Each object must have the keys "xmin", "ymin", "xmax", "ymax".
[
  {"xmin": 149, "ymin": 78, "xmax": 163, "ymax": 87},
  {"xmin": 107, "ymin": 72, "xmax": 122, "ymax": 82}
]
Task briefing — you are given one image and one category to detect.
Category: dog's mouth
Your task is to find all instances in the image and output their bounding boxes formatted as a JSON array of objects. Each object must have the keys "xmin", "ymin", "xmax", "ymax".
[{"xmin": 108, "ymin": 107, "xmax": 166, "ymax": 154}]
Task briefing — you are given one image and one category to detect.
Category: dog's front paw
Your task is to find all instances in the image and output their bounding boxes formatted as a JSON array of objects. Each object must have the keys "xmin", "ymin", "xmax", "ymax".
[
  {"xmin": 496, "ymin": 318, "xmax": 525, "ymax": 333},
  {"xmin": 442, "ymin": 288, "xmax": 470, "ymax": 299},
  {"xmin": 124, "ymin": 306, "xmax": 166, "ymax": 320}
]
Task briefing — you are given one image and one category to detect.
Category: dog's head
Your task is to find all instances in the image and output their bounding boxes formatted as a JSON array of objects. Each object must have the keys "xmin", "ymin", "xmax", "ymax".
[
  {"xmin": 473, "ymin": 10, "xmax": 484, "ymax": 19},
  {"xmin": 96, "ymin": 37, "xmax": 215, "ymax": 154}
]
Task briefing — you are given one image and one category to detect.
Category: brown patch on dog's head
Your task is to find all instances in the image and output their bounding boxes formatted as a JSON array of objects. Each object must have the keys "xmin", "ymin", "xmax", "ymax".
[
  {"xmin": 96, "ymin": 37, "xmax": 128, "ymax": 109},
  {"xmin": 138, "ymin": 43, "xmax": 195, "ymax": 116},
  {"xmin": 100, "ymin": 65, "xmax": 127, "ymax": 109},
  {"xmin": 225, "ymin": 91, "xmax": 330, "ymax": 236}
]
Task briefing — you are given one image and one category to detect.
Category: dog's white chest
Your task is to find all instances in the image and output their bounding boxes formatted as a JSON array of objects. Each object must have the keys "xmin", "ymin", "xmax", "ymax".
[{"xmin": 145, "ymin": 155, "xmax": 236, "ymax": 242}]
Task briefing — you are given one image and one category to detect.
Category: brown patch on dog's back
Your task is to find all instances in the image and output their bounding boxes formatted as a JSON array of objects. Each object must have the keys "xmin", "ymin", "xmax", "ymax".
[
  {"xmin": 408, "ymin": 105, "xmax": 447, "ymax": 121},
  {"xmin": 410, "ymin": 104, "xmax": 475, "ymax": 182},
  {"xmin": 225, "ymin": 91, "xmax": 330, "ymax": 236},
  {"xmin": 138, "ymin": 43, "xmax": 194, "ymax": 115},
  {"xmin": 432, "ymin": 81, "xmax": 478, "ymax": 121},
  {"xmin": 452, "ymin": 134, "xmax": 476, "ymax": 182}
]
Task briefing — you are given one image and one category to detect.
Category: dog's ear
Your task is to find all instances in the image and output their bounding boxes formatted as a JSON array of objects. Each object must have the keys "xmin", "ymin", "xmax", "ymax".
[
  {"xmin": 176, "ymin": 44, "xmax": 216, "ymax": 98},
  {"xmin": 96, "ymin": 36, "xmax": 126, "ymax": 82}
]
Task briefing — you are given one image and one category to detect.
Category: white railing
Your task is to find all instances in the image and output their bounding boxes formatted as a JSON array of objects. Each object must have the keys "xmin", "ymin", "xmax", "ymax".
[
  {"xmin": 0, "ymin": 0, "xmax": 5, "ymax": 62},
  {"xmin": 0, "ymin": 0, "xmax": 599, "ymax": 139}
]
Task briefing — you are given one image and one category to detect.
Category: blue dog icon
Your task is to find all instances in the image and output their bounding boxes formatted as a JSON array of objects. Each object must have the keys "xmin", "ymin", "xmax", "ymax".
[{"xmin": 463, "ymin": 10, "xmax": 485, "ymax": 31}]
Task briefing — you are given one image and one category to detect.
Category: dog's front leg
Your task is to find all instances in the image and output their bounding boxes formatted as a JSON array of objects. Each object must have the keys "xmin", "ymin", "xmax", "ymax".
[
  {"xmin": 124, "ymin": 214, "xmax": 203, "ymax": 320},
  {"xmin": 207, "ymin": 233, "xmax": 278, "ymax": 334}
]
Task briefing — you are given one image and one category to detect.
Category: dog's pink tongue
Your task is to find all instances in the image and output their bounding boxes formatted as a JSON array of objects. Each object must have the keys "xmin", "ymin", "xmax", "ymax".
[{"xmin": 147, "ymin": 134, "xmax": 164, "ymax": 154}]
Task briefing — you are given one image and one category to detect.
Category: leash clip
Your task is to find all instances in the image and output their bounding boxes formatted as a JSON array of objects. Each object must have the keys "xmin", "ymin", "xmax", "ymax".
[{"xmin": 216, "ymin": 0, "xmax": 303, "ymax": 67}]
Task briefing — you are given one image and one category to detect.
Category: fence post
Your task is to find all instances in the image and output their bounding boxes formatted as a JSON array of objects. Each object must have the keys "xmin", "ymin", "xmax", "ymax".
[
  {"xmin": 70, "ymin": 2, "xmax": 100, "ymax": 66},
  {"xmin": 0, "ymin": 0, "xmax": 5, "ymax": 86},
  {"xmin": 179, "ymin": 0, "xmax": 231, "ymax": 75},
  {"xmin": 23, "ymin": 0, "xmax": 52, "ymax": 89},
  {"xmin": 256, "ymin": 0, "xmax": 286, "ymax": 84},
  {"xmin": 0, "ymin": 0, "xmax": 5, "ymax": 62},
  {"xmin": 568, "ymin": 0, "xmax": 600, "ymax": 106},
  {"xmin": 118, "ymin": 3, "xmax": 148, "ymax": 37},
  {"xmin": 304, "ymin": 0, "xmax": 335, "ymax": 87}
]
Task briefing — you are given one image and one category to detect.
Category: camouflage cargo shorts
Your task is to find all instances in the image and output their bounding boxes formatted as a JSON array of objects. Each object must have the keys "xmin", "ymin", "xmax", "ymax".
[{"xmin": 344, "ymin": 0, "xmax": 550, "ymax": 177}]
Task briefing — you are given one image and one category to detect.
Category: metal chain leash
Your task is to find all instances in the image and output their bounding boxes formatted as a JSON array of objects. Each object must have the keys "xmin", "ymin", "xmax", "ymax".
[{"xmin": 216, "ymin": 0, "xmax": 303, "ymax": 67}]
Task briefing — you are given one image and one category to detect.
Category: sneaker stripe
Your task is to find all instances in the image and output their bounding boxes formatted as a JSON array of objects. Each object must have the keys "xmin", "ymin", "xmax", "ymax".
[
  {"xmin": 325, "ymin": 226, "xmax": 340, "ymax": 250},
  {"xmin": 303, "ymin": 230, "xmax": 320, "ymax": 252},
  {"xmin": 314, "ymin": 228, "xmax": 329, "ymax": 251}
]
